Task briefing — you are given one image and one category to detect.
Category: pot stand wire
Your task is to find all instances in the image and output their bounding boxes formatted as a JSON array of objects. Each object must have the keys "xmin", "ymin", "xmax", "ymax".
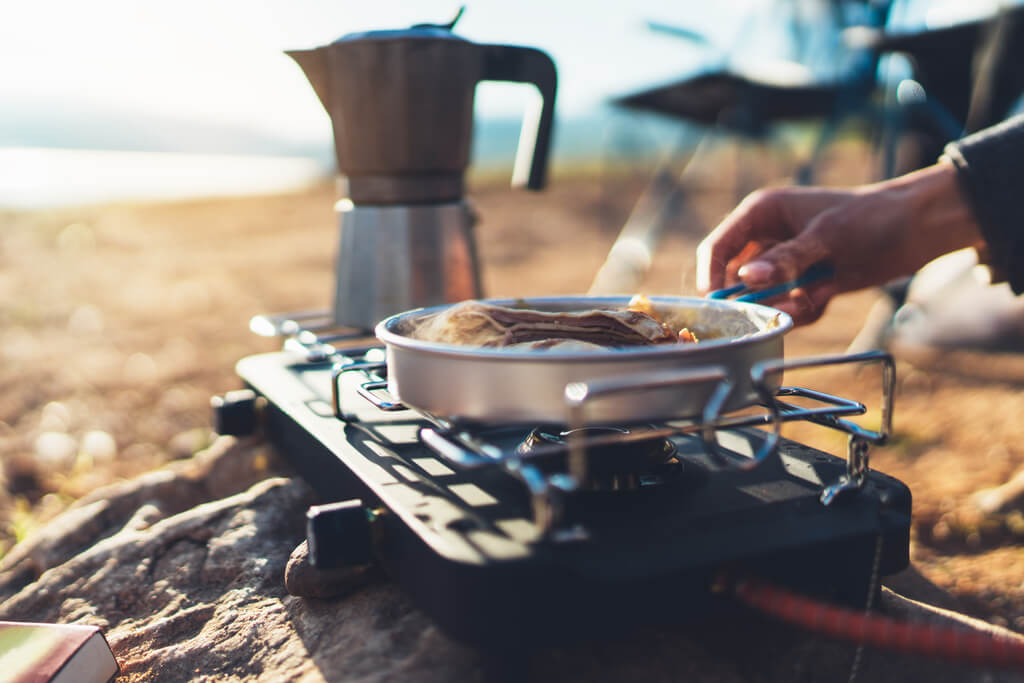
[{"xmin": 330, "ymin": 347, "xmax": 897, "ymax": 537}]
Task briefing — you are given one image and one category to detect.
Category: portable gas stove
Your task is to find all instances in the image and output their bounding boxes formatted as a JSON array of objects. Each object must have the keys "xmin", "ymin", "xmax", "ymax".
[{"xmin": 214, "ymin": 310, "xmax": 911, "ymax": 649}]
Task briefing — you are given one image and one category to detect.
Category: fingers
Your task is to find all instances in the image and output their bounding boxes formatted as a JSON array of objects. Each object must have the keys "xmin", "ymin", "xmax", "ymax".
[
  {"xmin": 743, "ymin": 217, "xmax": 838, "ymax": 326},
  {"xmin": 697, "ymin": 189, "xmax": 789, "ymax": 293},
  {"xmin": 697, "ymin": 187, "xmax": 859, "ymax": 294},
  {"xmin": 770, "ymin": 281, "xmax": 839, "ymax": 326},
  {"xmin": 737, "ymin": 225, "xmax": 832, "ymax": 287},
  {"xmin": 724, "ymin": 241, "xmax": 770, "ymax": 287}
]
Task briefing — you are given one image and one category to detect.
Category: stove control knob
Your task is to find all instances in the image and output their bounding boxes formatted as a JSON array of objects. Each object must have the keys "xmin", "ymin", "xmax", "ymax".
[
  {"xmin": 211, "ymin": 389, "xmax": 258, "ymax": 436},
  {"xmin": 306, "ymin": 499, "xmax": 374, "ymax": 569}
]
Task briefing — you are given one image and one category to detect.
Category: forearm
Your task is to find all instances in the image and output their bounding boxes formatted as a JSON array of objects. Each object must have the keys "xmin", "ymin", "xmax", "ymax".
[
  {"xmin": 695, "ymin": 116, "xmax": 1023, "ymax": 326},
  {"xmin": 860, "ymin": 160, "xmax": 983, "ymax": 276}
]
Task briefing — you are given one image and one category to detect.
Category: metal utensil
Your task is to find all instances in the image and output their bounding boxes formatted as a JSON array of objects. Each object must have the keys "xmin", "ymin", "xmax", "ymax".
[
  {"xmin": 286, "ymin": 20, "xmax": 557, "ymax": 330},
  {"xmin": 708, "ymin": 262, "xmax": 834, "ymax": 303},
  {"xmin": 374, "ymin": 296, "xmax": 792, "ymax": 425}
]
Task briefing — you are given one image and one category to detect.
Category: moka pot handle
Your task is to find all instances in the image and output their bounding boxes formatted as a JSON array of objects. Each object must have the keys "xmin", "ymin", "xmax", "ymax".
[{"xmin": 480, "ymin": 45, "xmax": 557, "ymax": 191}]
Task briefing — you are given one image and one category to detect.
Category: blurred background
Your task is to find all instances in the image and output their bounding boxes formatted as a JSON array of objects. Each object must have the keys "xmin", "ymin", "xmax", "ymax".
[{"xmin": 5, "ymin": 0, "xmax": 1021, "ymax": 208}]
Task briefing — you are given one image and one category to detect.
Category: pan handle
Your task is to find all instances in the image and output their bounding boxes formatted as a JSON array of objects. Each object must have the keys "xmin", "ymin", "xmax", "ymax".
[
  {"xmin": 331, "ymin": 358, "xmax": 391, "ymax": 419},
  {"xmin": 750, "ymin": 351, "xmax": 893, "ymax": 444},
  {"xmin": 562, "ymin": 366, "xmax": 781, "ymax": 481},
  {"xmin": 750, "ymin": 350, "xmax": 895, "ymax": 505}
]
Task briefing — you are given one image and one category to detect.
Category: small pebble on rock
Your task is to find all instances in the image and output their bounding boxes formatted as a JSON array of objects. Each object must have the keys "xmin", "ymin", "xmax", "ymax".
[
  {"xmin": 168, "ymin": 428, "xmax": 211, "ymax": 460},
  {"xmin": 34, "ymin": 432, "xmax": 78, "ymax": 469},
  {"xmin": 39, "ymin": 402, "xmax": 73, "ymax": 433},
  {"xmin": 81, "ymin": 430, "xmax": 117, "ymax": 462}
]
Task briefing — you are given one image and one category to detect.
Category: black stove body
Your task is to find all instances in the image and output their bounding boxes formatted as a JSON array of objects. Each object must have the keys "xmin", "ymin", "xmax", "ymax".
[{"xmin": 218, "ymin": 318, "xmax": 911, "ymax": 649}]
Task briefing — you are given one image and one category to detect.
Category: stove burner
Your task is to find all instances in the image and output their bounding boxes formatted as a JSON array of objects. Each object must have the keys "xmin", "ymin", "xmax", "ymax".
[{"xmin": 516, "ymin": 426, "xmax": 680, "ymax": 490}]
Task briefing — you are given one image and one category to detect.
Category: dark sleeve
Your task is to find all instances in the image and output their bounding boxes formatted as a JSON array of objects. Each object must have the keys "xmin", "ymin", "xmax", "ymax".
[{"xmin": 943, "ymin": 113, "xmax": 1024, "ymax": 294}]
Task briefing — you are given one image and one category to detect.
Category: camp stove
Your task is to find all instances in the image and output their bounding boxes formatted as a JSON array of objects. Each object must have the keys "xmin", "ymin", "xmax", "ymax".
[{"xmin": 214, "ymin": 310, "xmax": 912, "ymax": 649}]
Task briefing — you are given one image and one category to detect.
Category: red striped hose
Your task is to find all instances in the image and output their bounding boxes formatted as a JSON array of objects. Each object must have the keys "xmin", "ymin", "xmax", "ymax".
[{"xmin": 733, "ymin": 576, "xmax": 1024, "ymax": 670}]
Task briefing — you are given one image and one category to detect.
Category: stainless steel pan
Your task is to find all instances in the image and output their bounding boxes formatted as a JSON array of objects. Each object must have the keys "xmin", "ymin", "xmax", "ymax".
[{"xmin": 374, "ymin": 296, "xmax": 792, "ymax": 424}]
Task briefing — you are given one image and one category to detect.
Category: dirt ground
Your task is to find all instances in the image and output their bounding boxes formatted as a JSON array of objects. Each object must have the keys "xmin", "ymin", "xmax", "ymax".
[{"xmin": 3, "ymin": 140, "xmax": 1024, "ymax": 633}]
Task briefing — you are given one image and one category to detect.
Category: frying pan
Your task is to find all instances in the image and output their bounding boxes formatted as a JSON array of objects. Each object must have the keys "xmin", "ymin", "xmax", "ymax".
[{"xmin": 374, "ymin": 295, "xmax": 792, "ymax": 425}]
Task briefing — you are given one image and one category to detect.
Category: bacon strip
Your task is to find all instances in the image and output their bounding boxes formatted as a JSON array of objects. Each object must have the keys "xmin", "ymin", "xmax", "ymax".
[
  {"xmin": 486, "ymin": 306, "xmax": 675, "ymax": 347},
  {"xmin": 411, "ymin": 301, "xmax": 698, "ymax": 349}
]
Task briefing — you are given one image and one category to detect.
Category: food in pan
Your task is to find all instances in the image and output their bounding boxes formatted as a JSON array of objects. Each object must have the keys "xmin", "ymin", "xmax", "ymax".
[{"xmin": 408, "ymin": 295, "xmax": 701, "ymax": 350}]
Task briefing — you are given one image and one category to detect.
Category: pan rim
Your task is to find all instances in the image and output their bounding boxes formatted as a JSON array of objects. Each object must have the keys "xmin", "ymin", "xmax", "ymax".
[{"xmin": 374, "ymin": 295, "xmax": 793, "ymax": 362}]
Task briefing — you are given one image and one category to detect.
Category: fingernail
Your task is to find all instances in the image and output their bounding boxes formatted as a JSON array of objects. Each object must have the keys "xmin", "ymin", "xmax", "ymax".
[{"xmin": 738, "ymin": 260, "xmax": 773, "ymax": 284}]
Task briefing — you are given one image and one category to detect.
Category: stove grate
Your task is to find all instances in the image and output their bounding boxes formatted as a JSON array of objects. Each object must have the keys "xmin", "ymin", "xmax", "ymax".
[{"xmin": 255, "ymin": 310, "xmax": 895, "ymax": 540}]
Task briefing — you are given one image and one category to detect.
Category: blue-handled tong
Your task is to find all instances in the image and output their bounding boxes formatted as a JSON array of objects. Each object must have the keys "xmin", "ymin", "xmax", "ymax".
[{"xmin": 707, "ymin": 262, "xmax": 834, "ymax": 303}]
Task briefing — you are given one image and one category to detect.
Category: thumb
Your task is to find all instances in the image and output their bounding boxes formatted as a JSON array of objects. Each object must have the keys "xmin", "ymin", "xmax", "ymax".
[{"xmin": 736, "ymin": 224, "xmax": 831, "ymax": 288}]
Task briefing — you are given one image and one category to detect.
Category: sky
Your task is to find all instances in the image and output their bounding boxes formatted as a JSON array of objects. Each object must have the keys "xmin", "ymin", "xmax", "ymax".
[
  {"xmin": 1, "ymin": 0, "xmax": 1012, "ymax": 151},
  {"xmin": 0, "ymin": 0, "xmax": 790, "ymax": 149}
]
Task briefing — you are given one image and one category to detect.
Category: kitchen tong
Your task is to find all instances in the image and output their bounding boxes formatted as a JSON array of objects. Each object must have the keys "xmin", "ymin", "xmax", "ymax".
[{"xmin": 707, "ymin": 262, "xmax": 834, "ymax": 303}]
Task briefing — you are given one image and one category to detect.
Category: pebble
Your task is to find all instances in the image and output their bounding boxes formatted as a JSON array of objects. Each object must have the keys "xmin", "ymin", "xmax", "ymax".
[
  {"xmin": 284, "ymin": 540, "xmax": 379, "ymax": 599},
  {"xmin": 81, "ymin": 430, "xmax": 117, "ymax": 463},
  {"xmin": 39, "ymin": 401, "xmax": 73, "ymax": 433},
  {"xmin": 34, "ymin": 431, "xmax": 78, "ymax": 469},
  {"xmin": 168, "ymin": 428, "xmax": 210, "ymax": 460}
]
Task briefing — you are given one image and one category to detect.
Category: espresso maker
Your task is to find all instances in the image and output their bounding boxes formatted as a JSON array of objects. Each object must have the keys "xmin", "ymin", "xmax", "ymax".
[{"xmin": 287, "ymin": 16, "xmax": 557, "ymax": 330}]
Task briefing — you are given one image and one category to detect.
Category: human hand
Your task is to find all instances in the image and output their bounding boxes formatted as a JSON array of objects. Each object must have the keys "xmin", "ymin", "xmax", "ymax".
[{"xmin": 696, "ymin": 161, "xmax": 982, "ymax": 325}]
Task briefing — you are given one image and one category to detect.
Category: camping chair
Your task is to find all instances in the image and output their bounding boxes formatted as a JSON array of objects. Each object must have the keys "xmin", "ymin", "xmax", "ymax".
[{"xmin": 590, "ymin": 0, "xmax": 894, "ymax": 294}]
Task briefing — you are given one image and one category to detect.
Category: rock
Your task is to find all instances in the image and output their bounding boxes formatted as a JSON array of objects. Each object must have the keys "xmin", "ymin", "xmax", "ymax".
[
  {"xmin": 284, "ymin": 540, "xmax": 380, "ymax": 599},
  {"xmin": 0, "ymin": 435, "xmax": 285, "ymax": 602},
  {"xmin": 167, "ymin": 427, "xmax": 211, "ymax": 460},
  {"xmin": 2, "ymin": 438, "xmax": 1024, "ymax": 682},
  {"xmin": 0, "ymin": 477, "xmax": 317, "ymax": 679}
]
